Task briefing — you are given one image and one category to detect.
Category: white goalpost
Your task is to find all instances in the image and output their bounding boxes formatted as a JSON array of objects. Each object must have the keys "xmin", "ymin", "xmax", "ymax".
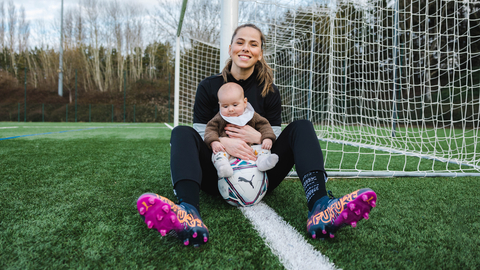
[{"xmin": 174, "ymin": 0, "xmax": 480, "ymax": 177}]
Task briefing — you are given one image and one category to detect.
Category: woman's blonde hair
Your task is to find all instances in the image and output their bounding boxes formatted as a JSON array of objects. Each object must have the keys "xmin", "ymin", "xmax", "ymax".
[{"xmin": 221, "ymin": 24, "xmax": 274, "ymax": 97}]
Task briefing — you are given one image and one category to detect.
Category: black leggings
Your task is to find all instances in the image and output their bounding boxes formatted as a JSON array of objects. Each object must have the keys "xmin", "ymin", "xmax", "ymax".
[{"xmin": 169, "ymin": 119, "xmax": 326, "ymax": 196}]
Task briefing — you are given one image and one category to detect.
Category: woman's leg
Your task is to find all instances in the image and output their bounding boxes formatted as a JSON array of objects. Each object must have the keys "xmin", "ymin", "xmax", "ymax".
[
  {"xmin": 136, "ymin": 126, "xmax": 216, "ymax": 247},
  {"xmin": 268, "ymin": 119, "xmax": 327, "ymax": 195},
  {"xmin": 170, "ymin": 125, "xmax": 219, "ymax": 198},
  {"xmin": 268, "ymin": 120, "xmax": 377, "ymax": 239}
]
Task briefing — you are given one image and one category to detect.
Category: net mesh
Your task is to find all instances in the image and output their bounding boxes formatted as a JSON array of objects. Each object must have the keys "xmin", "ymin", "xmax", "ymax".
[{"xmin": 176, "ymin": 0, "xmax": 480, "ymax": 176}]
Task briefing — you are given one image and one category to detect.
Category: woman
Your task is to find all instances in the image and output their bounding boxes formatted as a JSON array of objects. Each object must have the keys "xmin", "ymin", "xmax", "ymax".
[{"xmin": 136, "ymin": 24, "xmax": 377, "ymax": 247}]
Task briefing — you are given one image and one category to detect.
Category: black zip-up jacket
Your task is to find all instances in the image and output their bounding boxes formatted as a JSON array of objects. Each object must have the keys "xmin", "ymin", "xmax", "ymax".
[{"xmin": 193, "ymin": 70, "xmax": 282, "ymax": 127}]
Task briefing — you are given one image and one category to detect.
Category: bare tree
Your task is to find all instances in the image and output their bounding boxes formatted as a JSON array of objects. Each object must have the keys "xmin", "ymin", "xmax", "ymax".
[
  {"xmin": 16, "ymin": 6, "xmax": 34, "ymax": 88},
  {"xmin": 153, "ymin": 0, "xmax": 221, "ymax": 44},
  {"xmin": 71, "ymin": 1, "xmax": 92, "ymax": 92},
  {"xmin": 7, "ymin": 0, "xmax": 16, "ymax": 77},
  {"xmin": 108, "ymin": 0, "xmax": 125, "ymax": 92},
  {"xmin": 63, "ymin": 9, "xmax": 77, "ymax": 102},
  {"xmin": 34, "ymin": 19, "xmax": 57, "ymax": 87},
  {"xmin": 84, "ymin": 0, "xmax": 105, "ymax": 92},
  {"xmin": 104, "ymin": 0, "xmax": 124, "ymax": 92},
  {"xmin": 0, "ymin": 1, "xmax": 5, "ymax": 51},
  {"xmin": 74, "ymin": 1, "xmax": 84, "ymax": 46},
  {"xmin": 17, "ymin": 6, "xmax": 28, "ymax": 53},
  {"xmin": 0, "ymin": 0, "xmax": 175, "ymax": 94},
  {"xmin": 114, "ymin": 1, "xmax": 125, "ymax": 91},
  {"xmin": 123, "ymin": 2, "xmax": 144, "ymax": 82}
]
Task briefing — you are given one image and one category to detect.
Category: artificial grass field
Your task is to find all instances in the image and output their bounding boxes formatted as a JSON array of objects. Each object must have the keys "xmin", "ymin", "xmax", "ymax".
[{"xmin": 1, "ymin": 122, "xmax": 479, "ymax": 269}]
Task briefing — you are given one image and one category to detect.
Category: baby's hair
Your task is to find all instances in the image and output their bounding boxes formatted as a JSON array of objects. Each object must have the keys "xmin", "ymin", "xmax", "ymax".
[{"xmin": 218, "ymin": 82, "xmax": 244, "ymax": 101}]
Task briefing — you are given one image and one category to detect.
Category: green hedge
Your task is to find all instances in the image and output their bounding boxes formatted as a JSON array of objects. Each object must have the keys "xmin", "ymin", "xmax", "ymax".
[{"xmin": 0, "ymin": 103, "xmax": 173, "ymax": 123}]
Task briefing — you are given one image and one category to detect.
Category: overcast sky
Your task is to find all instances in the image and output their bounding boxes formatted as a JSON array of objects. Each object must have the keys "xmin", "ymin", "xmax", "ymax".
[{"xmin": 8, "ymin": 0, "xmax": 154, "ymax": 23}]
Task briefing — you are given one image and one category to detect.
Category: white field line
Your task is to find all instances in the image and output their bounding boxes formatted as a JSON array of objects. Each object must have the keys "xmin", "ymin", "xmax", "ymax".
[
  {"xmin": 241, "ymin": 202, "xmax": 338, "ymax": 270},
  {"xmin": 0, "ymin": 126, "xmax": 18, "ymax": 129},
  {"xmin": 164, "ymin": 124, "xmax": 337, "ymax": 270},
  {"xmin": 164, "ymin": 123, "xmax": 174, "ymax": 129}
]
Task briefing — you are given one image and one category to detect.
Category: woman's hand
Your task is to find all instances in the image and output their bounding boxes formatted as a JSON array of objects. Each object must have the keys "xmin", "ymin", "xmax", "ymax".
[
  {"xmin": 224, "ymin": 124, "xmax": 262, "ymax": 145},
  {"xmin": 219, "ymin": 137, "xmax": 256, "ymax": 161}
]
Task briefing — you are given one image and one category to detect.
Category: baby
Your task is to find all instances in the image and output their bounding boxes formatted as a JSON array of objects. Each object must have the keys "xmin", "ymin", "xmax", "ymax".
[{"xmin": 204, "ymin": 82, "xmax": 279, "ymax": 178}]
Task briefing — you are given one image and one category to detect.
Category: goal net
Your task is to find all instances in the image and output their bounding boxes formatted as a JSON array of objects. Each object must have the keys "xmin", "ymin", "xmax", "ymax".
[{"xmin": 175, "ymin": 0, "xmax": 480, "ymax": 177}]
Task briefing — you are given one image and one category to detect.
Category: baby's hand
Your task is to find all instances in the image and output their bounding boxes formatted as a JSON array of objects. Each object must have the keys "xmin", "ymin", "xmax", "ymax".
[
  {"xmin": 262, "ymin": 138, "xmax": 273, "ymax": 150},
  {"xmin": 211, "ymin": 141, "xmax": 226, "ymax": 154}
]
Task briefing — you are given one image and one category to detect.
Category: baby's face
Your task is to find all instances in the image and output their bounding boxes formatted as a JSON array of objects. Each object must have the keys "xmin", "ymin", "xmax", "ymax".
[{"xmin": 218, "ymin": 90, "xmax": 247, "ymax": 117}]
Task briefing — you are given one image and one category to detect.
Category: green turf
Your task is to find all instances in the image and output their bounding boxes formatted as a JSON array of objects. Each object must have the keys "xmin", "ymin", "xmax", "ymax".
[
  {"xmin": 0, "ymin": 122, "xmax": 172, "ymax": 140},
  {"xmin": 266, "ymin": 177, "xmax": 480, "ymax": 269},
  {"xmin": 1, "ymin": 122, "xmax": 479, "ymax": 269}
]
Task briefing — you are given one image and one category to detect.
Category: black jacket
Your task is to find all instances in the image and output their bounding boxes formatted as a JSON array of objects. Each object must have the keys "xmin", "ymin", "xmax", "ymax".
[{"xmin": 193, "ymin": 70, "xmax": 282, "ymax": 127}]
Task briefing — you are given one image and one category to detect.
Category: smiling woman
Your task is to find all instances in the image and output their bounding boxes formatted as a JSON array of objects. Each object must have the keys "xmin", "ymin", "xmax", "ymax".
[
  {"xmin": 136, "ymin": 22, "xmax": 377, "ymax": 248},
  {"xmin": 223, "ymin": 24, "xmax": 274, "ymax": 98},
  {"xmin": 228, "ymin": 26, "xmax": 263, "ymax": 79}
]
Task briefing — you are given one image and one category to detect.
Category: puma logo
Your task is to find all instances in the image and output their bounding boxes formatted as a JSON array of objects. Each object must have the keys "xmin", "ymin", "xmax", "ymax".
[
  {"xmin": 238, "ymin": 175, "xmax": 255, "ymax": 189},
  {"xmin": 142, "ymin": 202, "xmax": 151, "ymax": 212}
]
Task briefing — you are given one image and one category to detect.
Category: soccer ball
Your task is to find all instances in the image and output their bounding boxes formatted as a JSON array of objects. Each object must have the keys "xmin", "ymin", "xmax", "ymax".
[{"xmin": 218, "ymin": 158, "xmax": 268, "ymax": 207}]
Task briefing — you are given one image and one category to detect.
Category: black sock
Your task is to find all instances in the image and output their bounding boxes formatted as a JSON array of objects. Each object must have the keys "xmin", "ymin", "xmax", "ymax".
[
  {"xmin": 301, "ymin": 170, "xmax": 328, "ymax": 211},
  {"xmin": 173, "ymin": 179, "xmax": 201, "ymax": 213}
]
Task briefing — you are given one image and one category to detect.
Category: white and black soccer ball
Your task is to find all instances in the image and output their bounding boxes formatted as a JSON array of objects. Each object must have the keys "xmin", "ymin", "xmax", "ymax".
[{"xmin": 218, "ymin": 158, "xmax": 268, "ymax": 207}]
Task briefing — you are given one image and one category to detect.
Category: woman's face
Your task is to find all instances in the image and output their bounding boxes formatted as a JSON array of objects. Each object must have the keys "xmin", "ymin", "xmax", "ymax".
[{"xmin": 228, "ymin": 27, "xmax": 263, "ymax": 75}]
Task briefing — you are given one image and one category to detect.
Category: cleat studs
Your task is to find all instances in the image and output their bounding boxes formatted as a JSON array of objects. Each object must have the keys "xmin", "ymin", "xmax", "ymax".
[
  {"xmin": 351, "ymin": 221, "xmax": 357, "ymax": 228},
  {"xmin": 348, "ymin": 203, "xmax": 356, "ymax": 211},
  {"xmin": 192, "ymin": 232, "xmax": 198, "ymax": 238},
  {"xmin": 170, "ymin": 216, "xmax": 176, "ymax": 223},
  {"xmin": 157, "ymin": 214, "xmax": 163, "ymax": 221},
  {"xmin": 148, "ymin": 197, "xmax": 155, "ymax": 205},
  {"xmin": 162, "ymin": 205, "xmax": 170, "ymax": 213},
  {"xmin": 329, "ymin": 234, "xmax": 335, "ymax": 238},
  {"xmin": 342, "ymin": 212, "xmax": 348, "ymax": 219},
  {"xmin": 139, "ymin": 207, "xmax": 145, "ymax": 215},
  {"xmin": 355, "ymin": 209, "xmax": 361, "ymax": 215},
  {"xmin": 362, "ymin": 194, "xmax": 368, "ymax": 201},
  {"xmin": 322, "ymin": 229, "xmax": 327, "ymax": 235},
  {"xmin": 160, "ymin": 229, "xmax": 167, "ymax": 236},
  {"xmin": 184, "ymin": 239, "xmax": 190, "ymax": 246},
  {"xmin": 203, "ymin": 233, "xmax": 208, "ymax": 242},
  {"xmin": 364, "ymin": 212, "xmax": 369, "ymax": 220},
  {"xmin": 371, "ymin": 201, "xmax": 376, "ymax": 208},
  {"xmin": 147, "ymin": 221, "xmax": 154, "ymax": 229},
  {"xmin": 311, "ymin": 232, "xmax": 316, "ymax": 239}
]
